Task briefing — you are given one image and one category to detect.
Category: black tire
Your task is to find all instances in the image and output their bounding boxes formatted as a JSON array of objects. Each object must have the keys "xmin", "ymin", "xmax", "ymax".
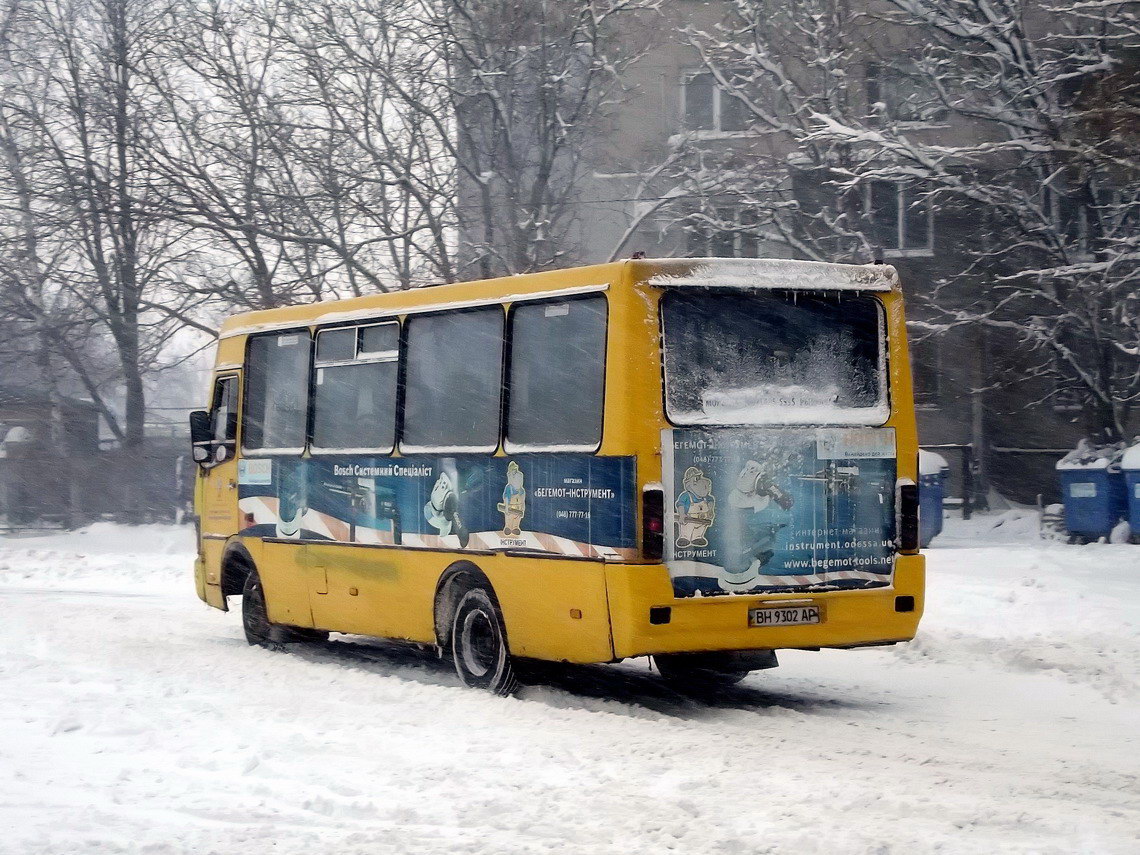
[
  {"xmin": 241, "ymin": 571, "xmax": 329, "ymax": 646},
  {"xmin": 654, "ymin": 653, "xmax": 750, "ymax": 691},
  {"xmin": 449, "ymin": 585, "xmax": 518, "ymax": 696},
  {"xmin": 241, "ymin": 570, "xmax": 277, "ymax": 647}
]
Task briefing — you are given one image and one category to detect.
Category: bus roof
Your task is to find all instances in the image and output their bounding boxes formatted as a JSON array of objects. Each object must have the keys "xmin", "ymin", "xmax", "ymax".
[
  {"xmin": 217, "ymin": 257, "xmax": 899, "ymax": 339},
  {"xmin": 634, "ymin": 257, "xmax": 899, "ymax": 293}
]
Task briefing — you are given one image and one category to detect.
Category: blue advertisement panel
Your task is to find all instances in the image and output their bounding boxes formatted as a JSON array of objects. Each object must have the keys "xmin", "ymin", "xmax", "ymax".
[
  {"xmin": 237, "ymin": 455, "xmax": 636, "ymax": 560},
  {"xmin": 664, "ymin": 427, "xmax": 897, "ymax": 596}
]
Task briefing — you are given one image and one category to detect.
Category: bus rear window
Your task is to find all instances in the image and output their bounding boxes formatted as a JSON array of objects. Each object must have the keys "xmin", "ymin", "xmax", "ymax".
[{"xmin": 661, "ymin": 290, "xmax": 887, "ymax": 425}]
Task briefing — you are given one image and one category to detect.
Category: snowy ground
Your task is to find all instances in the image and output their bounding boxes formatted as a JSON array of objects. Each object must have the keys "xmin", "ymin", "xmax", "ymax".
[{"xmin": 0, "ymin": 515, "xmax": 1137, "ymax": 854}]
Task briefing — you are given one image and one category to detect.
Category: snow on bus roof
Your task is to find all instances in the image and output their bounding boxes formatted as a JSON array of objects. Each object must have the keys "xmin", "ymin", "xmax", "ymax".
[
  {"xmin": 645, "ymin": 257, "xmax": 899, "ymax": 292},
  {"xmin": 218, "ymin": 258, "xmax": 896, "ymax": 340},
  {"xmin": 218, "ymin": 281, "xmax": 609, "ymax": 339}
]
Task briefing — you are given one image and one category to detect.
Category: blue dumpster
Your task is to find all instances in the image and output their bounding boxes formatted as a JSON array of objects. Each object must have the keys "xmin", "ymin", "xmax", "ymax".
[
  {"xmin": 1056, "ymin": 446, "xmax": 1128, "ymax": 542},
  {"xmin": 918, "ymin": 449, "xmax": 948, "ymax": 548},
  {"xmin": 1124, "ymin": 441, "xmax": 1140, "ymax": 543}
]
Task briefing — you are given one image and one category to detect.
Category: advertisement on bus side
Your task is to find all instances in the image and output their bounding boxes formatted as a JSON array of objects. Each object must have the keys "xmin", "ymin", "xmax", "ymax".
[{"xmin": 236, "ymin": 454, "xmax": 637, "ymax": 560}]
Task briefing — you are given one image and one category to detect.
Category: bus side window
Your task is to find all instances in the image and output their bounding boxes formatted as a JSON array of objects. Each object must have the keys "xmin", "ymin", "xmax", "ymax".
[
  {"xmin": 242, "ymin": 331, "xmax": 311, "ymax": 452},
  {"xmin": 312, "ymin": 322, "xmax": 399, "ymax": 452},
  {"xmin": 401, "ymin": 307, "xmax": 504, "ymax": 453},
  {"xmin": 506, "ymin": 295, "xmax": 607, "ymax": 451}
]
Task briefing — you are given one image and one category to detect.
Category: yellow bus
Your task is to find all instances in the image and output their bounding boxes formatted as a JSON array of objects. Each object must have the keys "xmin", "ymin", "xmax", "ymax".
[{"xmin": 190, "ymin": 257, "xmax": 925, "ymax": 694}]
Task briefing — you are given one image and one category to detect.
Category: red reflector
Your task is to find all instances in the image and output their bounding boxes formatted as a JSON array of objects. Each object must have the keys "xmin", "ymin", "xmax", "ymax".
[{"xmin": 643, "ymin": 488, "xmax": 664, "ymax": 561}]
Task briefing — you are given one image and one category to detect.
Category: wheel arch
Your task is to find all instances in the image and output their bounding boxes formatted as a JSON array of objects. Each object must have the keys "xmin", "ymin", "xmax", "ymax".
[
  {"xmin": 433, "ymin": 560, "xmax": 500, "ymax": 651},
  {"xmin": 220, "ymin": 541, "xmax": 257, "ymax": 605}
]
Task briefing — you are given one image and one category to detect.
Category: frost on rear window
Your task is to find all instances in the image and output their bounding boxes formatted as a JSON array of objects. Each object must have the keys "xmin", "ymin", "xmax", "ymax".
[{"xmin": 662, "ymin": 290, "xmax": 887, "ymax": 425}]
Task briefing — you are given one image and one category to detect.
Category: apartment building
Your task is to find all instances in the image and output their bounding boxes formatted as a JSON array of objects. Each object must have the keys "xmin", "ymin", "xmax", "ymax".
[{"xmin": 457, "ymin": 0, "xmax": 1137, "ymax": 504}]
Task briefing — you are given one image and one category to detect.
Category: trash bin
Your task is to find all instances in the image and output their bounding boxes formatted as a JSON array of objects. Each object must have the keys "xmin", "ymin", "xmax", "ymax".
[
  {"xmin": 918, "ymin": 449, "xmax": 949, "ymax": 548},
  {"xmin": 1124, "ymin": 440, "xmax": 1140, "ymax": 544},
  {"xmin": 1056, "ymin": 442, "xmax": 1128, "ymax": 543}
]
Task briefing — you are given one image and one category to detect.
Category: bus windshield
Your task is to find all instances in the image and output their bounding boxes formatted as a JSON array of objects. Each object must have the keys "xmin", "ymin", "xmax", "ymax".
[{"xmin": 661, "ymin": 290, "xmax": 887, "ymax": 426}]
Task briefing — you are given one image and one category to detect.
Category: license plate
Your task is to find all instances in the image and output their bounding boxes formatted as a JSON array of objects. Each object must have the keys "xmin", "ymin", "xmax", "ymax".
[{"xmin": 748, "ymin": 605, "xmax": 821, "ymax": 627}]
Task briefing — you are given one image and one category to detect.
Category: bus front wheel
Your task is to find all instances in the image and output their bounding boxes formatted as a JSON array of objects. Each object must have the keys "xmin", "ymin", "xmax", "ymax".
[
  {"xmin": 241, "ymin": 571, "xmax": 329, "ymax": 647},
  {"xmin": 449, "ymin": 585, "xmax": 519, "ymax": 696},
  {"xmin": 241, "ymin": 571, "xmax": 278, "ymax": 647}
]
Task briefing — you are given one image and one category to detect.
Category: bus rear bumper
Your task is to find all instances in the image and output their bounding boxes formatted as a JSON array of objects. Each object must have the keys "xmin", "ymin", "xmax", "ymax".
[{"xmin": 605, "ymin": 554, "xmax": 925, "ymax": 660}]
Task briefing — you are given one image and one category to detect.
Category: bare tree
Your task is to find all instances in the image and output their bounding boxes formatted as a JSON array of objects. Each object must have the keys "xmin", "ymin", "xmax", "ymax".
[
  {"xmin": 274, "ymin": 0, "xmax": 459, "ymax": 288},
  {"xmin": 133, "ymin": 0, "xmax": 466, "ymax": 306},
  {"xmin": 668, "ymin": 0, "xmax": 880, "ymax": 261},
  {"xmin": 421, "ymin": 0, "xmax": 661, "ymax": 279},
  {"xmin": 137, "ymin": 0, "xmax": 327, "ymax": 310},
  {"xmin": 0, "ymin": 0, "xmax": 205, "ymax": 449},
  {"xmin": 685, "ymin": 0, "xmax": 1139, "ymax": 440}
]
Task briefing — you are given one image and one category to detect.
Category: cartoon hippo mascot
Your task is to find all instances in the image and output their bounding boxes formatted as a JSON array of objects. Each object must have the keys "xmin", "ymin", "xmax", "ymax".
[
  {"xmin": 674, "ymin": 466, "xmax": 715, "ymax": 549},
  {"xmin": 497, "ymin": 460, "xmax": 526, "ymax": 537}
]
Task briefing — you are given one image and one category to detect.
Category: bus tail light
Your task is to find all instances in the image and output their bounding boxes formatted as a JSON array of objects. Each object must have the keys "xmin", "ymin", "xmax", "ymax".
[
  {"xmin": 896, "ymin": 479, "xmax": 919, "ymax": 552},
  {"xmin": 642, "ymin": 486, "xmax": 664, "ymax": 561}
]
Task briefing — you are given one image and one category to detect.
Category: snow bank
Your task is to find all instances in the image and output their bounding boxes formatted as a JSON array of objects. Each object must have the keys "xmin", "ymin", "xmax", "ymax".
[
  {"xmin": 0, "ymin": 523, "xmax": 192, "ymax": 591},
  {"xmin": 0, "ymin": 519, "xmax": 1137, "ymax": 853},
  {"xmin": 907, "ymin": 514, "xmax": 1140, "ymax": 702},
  {"xmin": 936, "ymin": 508, "xmax": 1045, "ymax": 544},
  {"xmin": 0, "ymin": 522, "xmax": 193, "ymax": 555}
]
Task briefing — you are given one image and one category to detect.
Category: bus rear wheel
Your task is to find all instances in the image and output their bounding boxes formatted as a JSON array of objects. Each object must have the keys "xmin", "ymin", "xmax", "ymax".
[{"xmin": 449, "ymin": 585, "xmax": 519, "ymax": 696}]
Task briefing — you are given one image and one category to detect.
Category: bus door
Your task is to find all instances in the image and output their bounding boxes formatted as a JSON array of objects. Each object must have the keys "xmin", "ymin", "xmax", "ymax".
[{"xmin": 198, "ymin": 374, "xmax": 240, "ymax": 599}]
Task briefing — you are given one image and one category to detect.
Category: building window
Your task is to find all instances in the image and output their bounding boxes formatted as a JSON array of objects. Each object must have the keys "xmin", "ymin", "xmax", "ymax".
[
  {"xmin": 242, "ymin": 331, "xmax": 311, "ymax": 453},
  {"xmin": 910, "ymin": 338, "xmax": 941, "ymax": 408},
  {"xmin": 683, "ymin": 71, "xmax": 750, "ymax": 132},
  {"xmin": 311, "ymin": 322, "xmax": 399, "ymax": 452},
  {"xmin": 402, "ymin": 307, "xmax": 504, "ymax": 453},
  {"xmin": 506, "ymin": 296, "xmax": 608, "ymax": 451},
  {"xmin": 686, "ymin": 207, "xmax": 759, "ymax": 257},
  {"xmin": 867, "ymin": 181, "xmax": 933, "ymax": 256},
  {"xmin": 866, "ymin": 63, "xmax": 949, "ymax": 124}
]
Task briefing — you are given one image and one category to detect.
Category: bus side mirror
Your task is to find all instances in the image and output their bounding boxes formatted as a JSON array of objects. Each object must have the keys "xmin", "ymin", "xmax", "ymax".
[{"xmin": 189, "ymin": 410, "xmax": 212, "ymax": 464}]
